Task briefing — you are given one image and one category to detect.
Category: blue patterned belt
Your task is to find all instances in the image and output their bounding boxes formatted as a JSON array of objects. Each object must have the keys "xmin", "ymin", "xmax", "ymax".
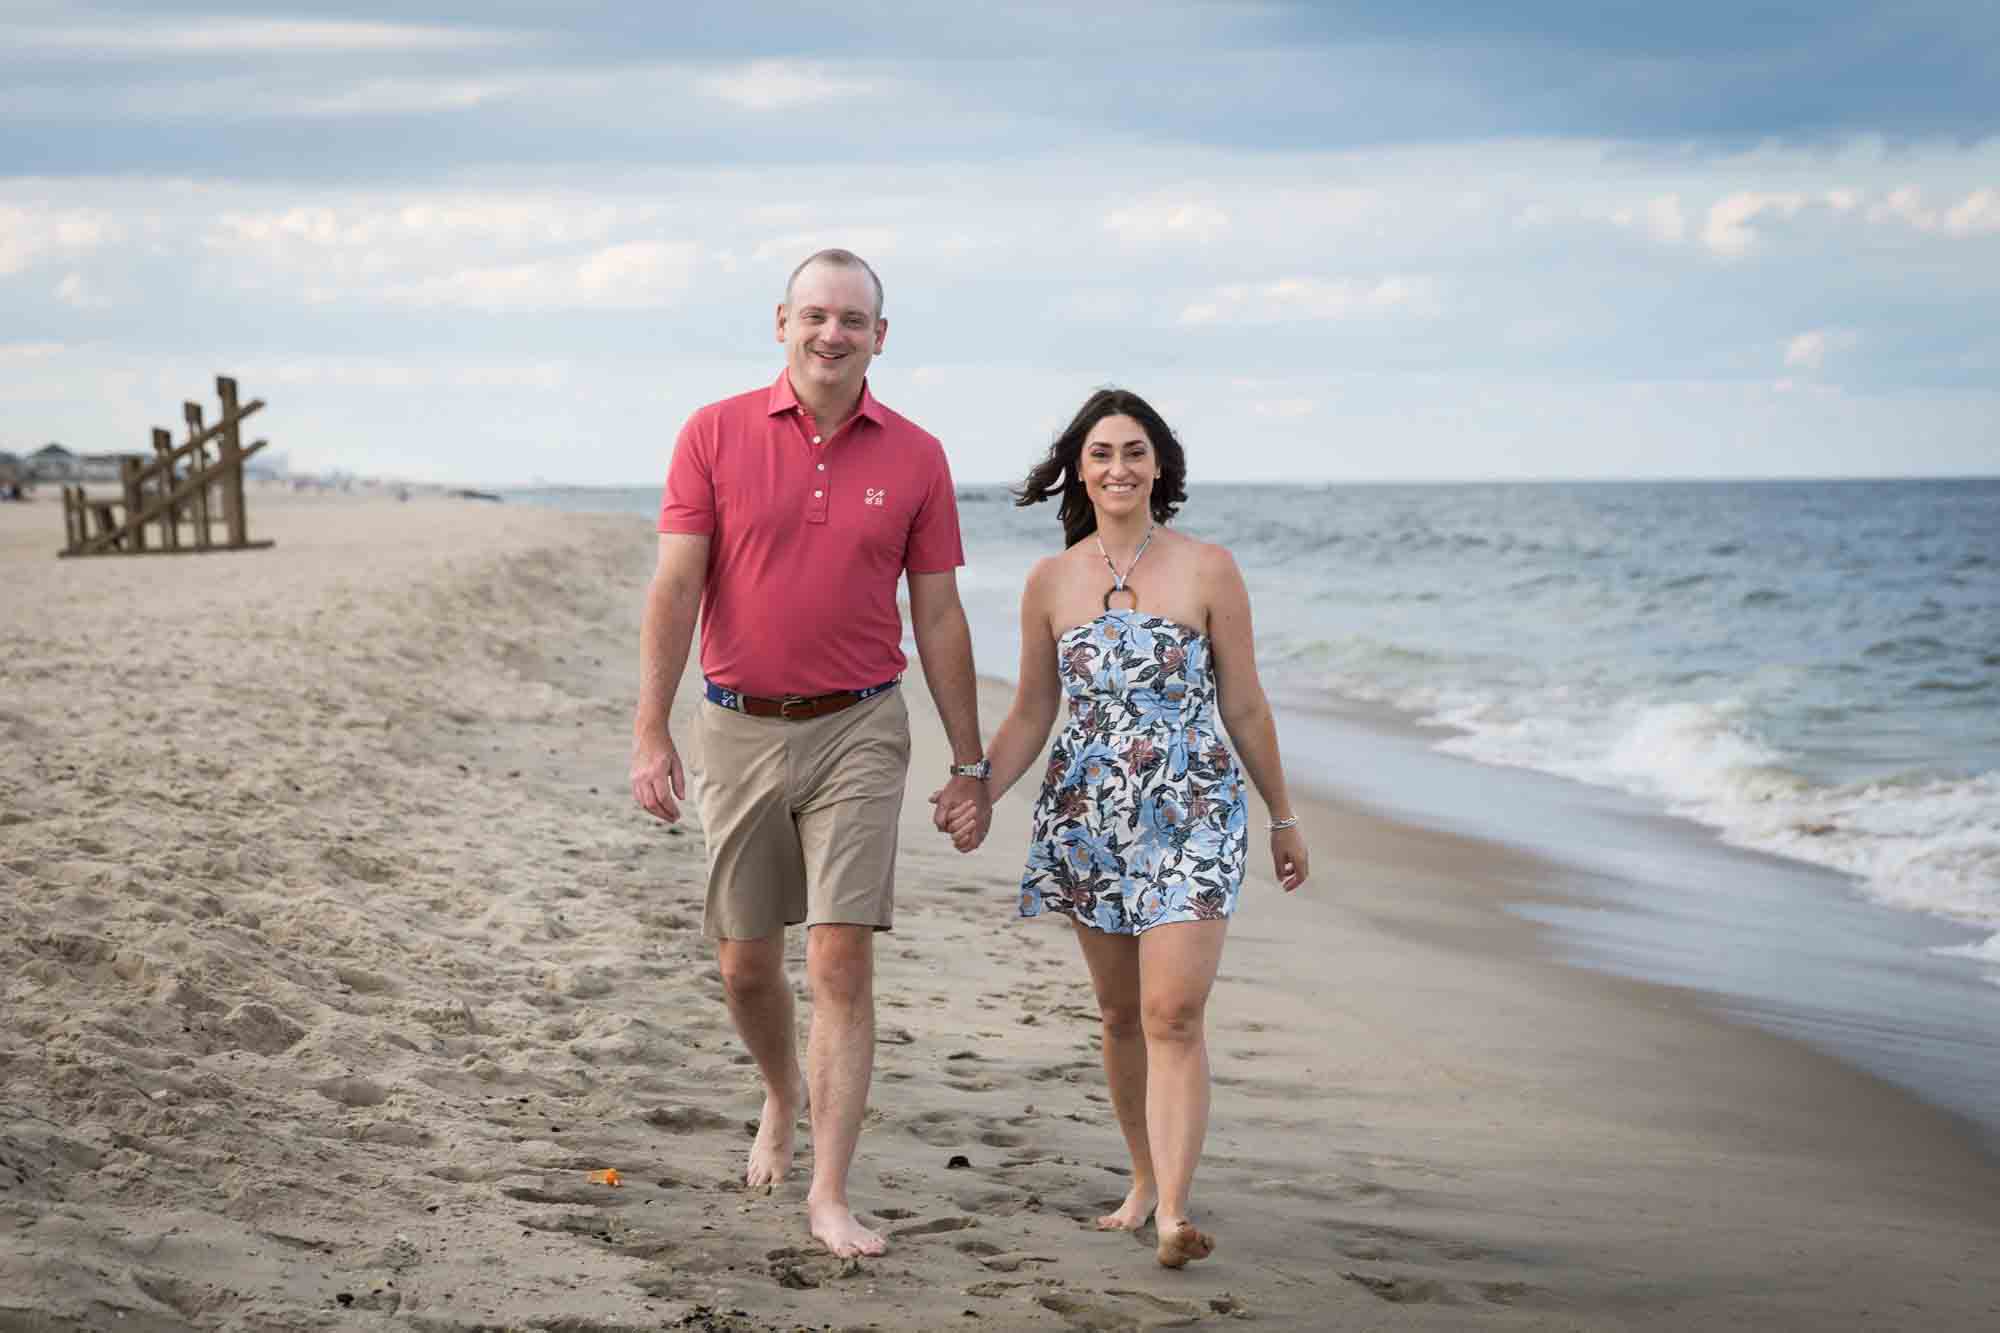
[{"xmin": 704, "ymin": 677, "xmax": 899, "ymax": 721}]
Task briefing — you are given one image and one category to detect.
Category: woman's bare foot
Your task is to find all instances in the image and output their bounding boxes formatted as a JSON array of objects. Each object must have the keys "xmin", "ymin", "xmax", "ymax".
[
  {"xmin": 745, "ymin": 1091, "xmax": 798, "ymax": 1190},
  {"xmin": 1155, "ymin": 1218, "xmax": 1215, "ymax": 1269},
  {"xmin": 807, "ymin": 1197, "xmax": 887, "ymax": 1258},
  {"xmin": 1095, "ymin": 1184, "xmax": 1158, "ymax": 1232}
]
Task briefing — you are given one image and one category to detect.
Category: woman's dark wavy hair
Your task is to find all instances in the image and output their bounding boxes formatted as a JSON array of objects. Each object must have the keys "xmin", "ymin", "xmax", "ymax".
[{"xmin": 1013, "ymin": 388, "xmax": 1188, "ymax": 548}]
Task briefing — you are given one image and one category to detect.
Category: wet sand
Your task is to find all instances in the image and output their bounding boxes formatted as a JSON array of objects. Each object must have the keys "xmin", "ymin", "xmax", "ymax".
[{"xmin": 3, "ymin": 495, "xmax": 1997, "ymax": 1331}]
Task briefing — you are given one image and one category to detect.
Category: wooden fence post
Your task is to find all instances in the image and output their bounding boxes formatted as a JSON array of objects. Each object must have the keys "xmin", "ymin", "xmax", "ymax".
[
  {"xmin": 120, "ymin": 457, "xmax": 145, "ymax": 552},
  {"xmin": 151, "ymin": 428, "xmax": 179, "ymax": 550},
  {"xmin": 217, "ymin": 376, "xmax": 249, "ymax": 548},
  {"xmin": 184, "ymin": 400, "xmax": 211, "ymax": 550}
]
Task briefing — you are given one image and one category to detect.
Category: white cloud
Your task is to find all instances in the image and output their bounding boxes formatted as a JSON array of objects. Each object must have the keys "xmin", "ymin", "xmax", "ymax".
[
  {"xmin": 1863, "ymin": 185, "xmax": 2000, "ymax": 236},
  {"xmin": 751, "ymin": 229, "xmax": 900, "ymax": 265},
  {"xmin": 386, "ymin": 240, "xmax": 700, "ymax": 311},
  {"xmin": 196, "ymin": 196, "xmax": 677, "ymax": 305},
  {"xmin": 54, "ymin": 272, "xmax": 108, "ymax": 309},
  {"xmin": 1251, "ymin": 398, "xmax": 1317, "ymax": 419},
  {"xmin": 452, "ymin": 363, "xmax": 571, "ymax": 391},
  {"xmin": 1702, "ymin": 192, "xmax": 1807, "ymax": 258},
  {"xmin": 208, "ymin": 199, "xmax": 638, "ymax": 257},
  {"xmin": 1610, "ymin": 193, "xmax": 1687, "ymax": 245},
  {"xmin": 0, "ymin": 205, "xmax": 121, "ymax": 275},
  {"xmin": 1505, "ymin": 317, "xmax": 1565, "ymax": 347},
  {"xmin": 1782, "ymin": 328, "xmax": 1858, "ymax": 372},
  {"xmin": 0, "ymin": 342, "xmax": 67, "ymax": 362},
  {"xmin": 1870, "ymin": 186, "xmax": 1936, "ymax": 230},
  {"xmin": 1179, "ymin": 274, "xmax": 1441, "ymax": 325},
  {"xmin": 695, "ymin": 61, "xmax": 883, "ymax": 111},
  {"xmin": 271, "ymin": 360, "xmax": 427, "ymax": 390},
  {"xmin": 1784, "ymin": 331, "xmax": 1827, "ymax": 370},
  {"xmin": 15, "ymin": 19, "xmax": 526, "ymax": 54},
  {"xmin": 288, "ymin": 79, "xmax": 512, "ymax": 118},
  {"xmin": 1103, "ymin": 200, "xmax": 1231, "ymax": 246},
  {"xmin": 1944, "ymin": 188, "xmax": 2000, "ymax": 237},
  {"xmin": 247, "ymin": 358, "xmax": 574, "ymax": 393}
]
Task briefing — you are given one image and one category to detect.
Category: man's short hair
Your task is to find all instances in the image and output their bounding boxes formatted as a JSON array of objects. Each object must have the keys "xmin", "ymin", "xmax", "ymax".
[{"xmin": 785, "ymin": 249, "xmax": 884, "ymax": 318}]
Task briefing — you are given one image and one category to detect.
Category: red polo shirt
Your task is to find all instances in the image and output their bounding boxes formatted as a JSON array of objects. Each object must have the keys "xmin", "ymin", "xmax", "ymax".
[{"xmin": 657, "ymin": 372, "xmax": 964, "ymax": 698}]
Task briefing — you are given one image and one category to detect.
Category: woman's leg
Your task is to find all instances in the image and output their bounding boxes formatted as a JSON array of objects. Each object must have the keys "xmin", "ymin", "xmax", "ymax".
[
  {"xmin": 1069, "ymin": 920, "xmax": 1155, "ymax": 1229},
  {"xmin": 1137, "ymin": 917, "xmax": 1229, "ymax": 1266}
]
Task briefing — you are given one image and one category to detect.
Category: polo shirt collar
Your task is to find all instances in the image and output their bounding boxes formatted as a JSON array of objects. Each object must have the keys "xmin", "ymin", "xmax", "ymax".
[{"xmin": 767, "ymin": 370, "xmax": 885, "ymax": 426}]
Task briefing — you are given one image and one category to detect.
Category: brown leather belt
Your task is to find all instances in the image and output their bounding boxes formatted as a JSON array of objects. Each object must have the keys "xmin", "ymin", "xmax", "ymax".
[{"xmin": 704, "ymin": 677, "xmax": 899, "ymax": 721}]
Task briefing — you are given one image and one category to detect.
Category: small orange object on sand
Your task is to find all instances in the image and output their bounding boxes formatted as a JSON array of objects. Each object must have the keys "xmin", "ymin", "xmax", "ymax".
[{"xmin": 588, "ymin": 1169, "xmax": 622, "ymax": 1187}]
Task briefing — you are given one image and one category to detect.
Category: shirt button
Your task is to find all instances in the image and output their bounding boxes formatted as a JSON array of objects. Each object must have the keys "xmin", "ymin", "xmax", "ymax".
[
  {"xmin": 813, "ymin": 490, "xmax": 823, "ymax": 498},
  {"xmin": 812, "ymin": 435, "xmax": 822, "ymax": 444},
  {"xmin": 817, "ymin": 463, "xmax": 825, "ymax": 471}
]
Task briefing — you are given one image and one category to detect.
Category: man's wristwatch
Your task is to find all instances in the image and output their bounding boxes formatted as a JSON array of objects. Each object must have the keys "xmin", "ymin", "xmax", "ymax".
[{"xmin": 949, "ymin": 757, "xmax": 992, "ymax": 781}]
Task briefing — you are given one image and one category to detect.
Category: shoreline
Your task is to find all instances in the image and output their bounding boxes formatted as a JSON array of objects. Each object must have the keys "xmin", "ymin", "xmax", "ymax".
[{"xmin": 5, "ymin": 497, "xmax": 1999, "ymax": 1329}]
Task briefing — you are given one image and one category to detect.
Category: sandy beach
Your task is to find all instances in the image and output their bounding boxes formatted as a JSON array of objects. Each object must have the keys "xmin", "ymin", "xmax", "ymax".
[{"xmin": 4, "ymin": 494, "xmax": 1999, "ymax": 1332}]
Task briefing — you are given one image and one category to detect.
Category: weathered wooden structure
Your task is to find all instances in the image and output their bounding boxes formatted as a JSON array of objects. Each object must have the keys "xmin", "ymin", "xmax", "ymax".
[{"xmin": 59, "ymin": 376, "xmax": 273, "ymax": 558}]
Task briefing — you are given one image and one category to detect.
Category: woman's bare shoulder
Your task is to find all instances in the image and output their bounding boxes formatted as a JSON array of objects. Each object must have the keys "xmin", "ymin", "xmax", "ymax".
[{"xmin": 1183, "ymin": 534, "xmax": 1242, "ymax": 579}]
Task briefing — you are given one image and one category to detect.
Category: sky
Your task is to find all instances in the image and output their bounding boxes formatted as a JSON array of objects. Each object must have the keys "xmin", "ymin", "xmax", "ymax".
[{"xmin": 2, "ymin": 1, "xmax": 1996, "ymax": 486}]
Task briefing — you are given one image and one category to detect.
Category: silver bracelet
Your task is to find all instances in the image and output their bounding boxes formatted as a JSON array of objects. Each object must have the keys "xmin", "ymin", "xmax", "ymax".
[{"xmin": 1268, "ymin": 816, "xmax": 1299, "ymax": 831}]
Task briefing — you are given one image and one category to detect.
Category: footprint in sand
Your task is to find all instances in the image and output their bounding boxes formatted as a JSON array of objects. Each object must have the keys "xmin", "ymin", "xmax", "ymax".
[
  {"xmin": 1341, "ymin": 1270, "xmax": 1451, "ymax": 1304},
  {"xmin": 974, "ymin": 1250, "xmax": 1061, "ymax": 1272},
  {"xmin": 901, "ymin": 1109, "xmax": 966, "ymax": 1147},
  {"xmin": 1104, "ymin": 1289, "xmax": 1206, "ymax": 1321},
  {"xmin": 1027, "ymin": 1060, "xmax": 1096, "ymax": 1084},
  {"xmin": 951, "ymin": 1183, "xmax": 1039, "ymax": 1216},
  {"xmin": 1332, "ymin": 1221, "xmax": 1507, "ymax": 1267},
  {"xmin": 644, "ymin": 1104, "xmax": 733, "ymax": 1133},
  {"xmin": 1037, "ymin": 1290, "xmax": 1205, "ymax": 1331},
  {"xmin": 1253, "ymin": 1175, "xmax": 1396, "ymax": 1206},
  {"xmin": 887, "ymin": 1215, "xmax": 978, "ymax": 1239}
]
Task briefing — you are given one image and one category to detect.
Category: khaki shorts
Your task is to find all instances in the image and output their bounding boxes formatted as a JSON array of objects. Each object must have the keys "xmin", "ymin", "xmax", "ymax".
[{"xmin": 692, "ymin": 686, "xmax": 911, "ymax": 940}]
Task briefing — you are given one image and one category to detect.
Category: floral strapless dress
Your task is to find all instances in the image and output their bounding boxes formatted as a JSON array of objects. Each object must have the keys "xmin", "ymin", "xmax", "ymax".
[{"xmin": 1019, "ymin": 610, "xmax": 1248, "ymax": 935}]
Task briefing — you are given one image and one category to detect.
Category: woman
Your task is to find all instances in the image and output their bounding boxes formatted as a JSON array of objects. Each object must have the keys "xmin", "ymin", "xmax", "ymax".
[{"xmin": 940, "ymin": 387, "xmax": 1308, "ymax": 1269}]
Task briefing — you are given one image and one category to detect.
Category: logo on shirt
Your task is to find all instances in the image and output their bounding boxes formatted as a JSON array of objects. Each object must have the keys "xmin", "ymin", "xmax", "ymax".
[{"xmin": 864, "ymin": 488, "xmax": 887, "ymax": 507}]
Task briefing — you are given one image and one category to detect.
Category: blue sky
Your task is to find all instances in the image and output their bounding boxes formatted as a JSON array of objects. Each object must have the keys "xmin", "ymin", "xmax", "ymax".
[{"xmin": 2, "ymin": 1, "xmax": 1995, "ymax": 484}]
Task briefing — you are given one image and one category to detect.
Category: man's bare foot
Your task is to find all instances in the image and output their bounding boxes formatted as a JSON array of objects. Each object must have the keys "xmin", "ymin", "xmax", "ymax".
[
  {"xmin": 745, "ymin": 1091, "xmax": 798, "ymax": 1190},
  {"xmin": 1095, "ymin": 1184, "xmax": 1158, "ymax": 1231},
  {"xmin": 807, "ymin": 1197, "xmax": 887, "ymax": 1259},
  {"xmin": 1155, "ymin": 1218, "xmax": 1215, "ymax": 1269}
]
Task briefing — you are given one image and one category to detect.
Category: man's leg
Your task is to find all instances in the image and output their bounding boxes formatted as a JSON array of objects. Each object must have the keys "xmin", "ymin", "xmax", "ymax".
[
  {"xmin": 802, "ymin": 922, "xmax": 885, "ymax": 1258},
  {"xmin": 717, "ymin": 933, "xmax": 802, "ymax": 1189}
]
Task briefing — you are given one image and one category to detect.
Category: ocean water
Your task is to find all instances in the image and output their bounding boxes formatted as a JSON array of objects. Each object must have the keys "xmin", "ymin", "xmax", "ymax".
[{"xmin": 519, "ymin": 477, "xmax": 2000, "ymax": 1136}]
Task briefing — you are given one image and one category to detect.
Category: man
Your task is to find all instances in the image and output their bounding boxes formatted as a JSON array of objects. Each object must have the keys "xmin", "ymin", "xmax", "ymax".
[{"xmin": 630, "ymin": 249, "xmax": 993, "ymax": 1259}]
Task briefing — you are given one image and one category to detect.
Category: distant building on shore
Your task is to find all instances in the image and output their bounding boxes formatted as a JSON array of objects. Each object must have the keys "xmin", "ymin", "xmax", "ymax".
[
  {"xmin": 17, "ymin": 444, "xmax": 144, "ymax": 484},
  {"xmin": 28, "ymin": 443, "xmax": 81, "ymax": 481}
]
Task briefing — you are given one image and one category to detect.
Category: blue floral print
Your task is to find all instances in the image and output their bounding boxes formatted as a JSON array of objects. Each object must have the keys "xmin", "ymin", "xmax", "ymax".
[{"xmin": 1019, "ymin": 611, "xmax": 1248, "ymax": 934}]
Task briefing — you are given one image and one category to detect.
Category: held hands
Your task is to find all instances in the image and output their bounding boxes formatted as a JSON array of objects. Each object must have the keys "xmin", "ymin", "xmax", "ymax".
[
  {"xmin": 929, "ymin": 774, "xmax": 991, "ymax": 853},
  {"xmin": 1272, "ymin": 825, "xmax": 1308, "ymax": 891},
  {"xmin": 630, "ymin": 730, "xmax": 686, "ymax": 823}
]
